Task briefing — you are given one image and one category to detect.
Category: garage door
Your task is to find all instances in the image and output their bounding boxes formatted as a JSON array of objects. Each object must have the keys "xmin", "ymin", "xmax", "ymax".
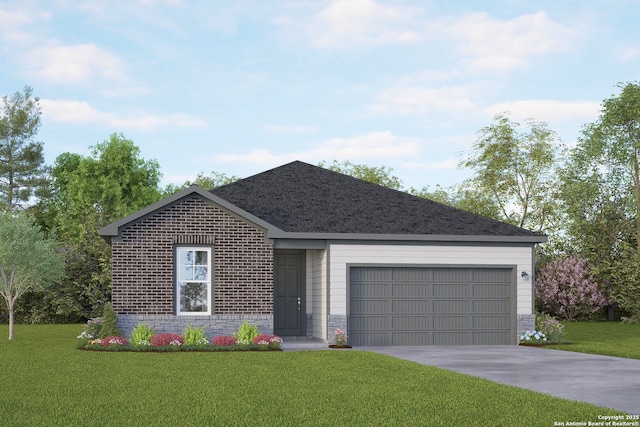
[{"xmin": 349, "ymin": 267, "xmax": 514, "ymax": 346}]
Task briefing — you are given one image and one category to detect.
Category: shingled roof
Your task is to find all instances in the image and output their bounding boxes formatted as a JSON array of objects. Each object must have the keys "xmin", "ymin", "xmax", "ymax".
[{"xmin": 209, "ymin": 161, "xmax": 545, "ymax": 241}]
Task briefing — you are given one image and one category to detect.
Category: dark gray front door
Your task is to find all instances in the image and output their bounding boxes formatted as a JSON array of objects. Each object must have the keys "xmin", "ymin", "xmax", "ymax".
[{"xmin": 274, "ymin": 251, "xmax": 305, "ymax": 336}]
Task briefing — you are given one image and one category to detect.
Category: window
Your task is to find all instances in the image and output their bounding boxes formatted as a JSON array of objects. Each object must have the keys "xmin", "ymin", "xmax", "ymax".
[{"xmin": 176, "ymin": 247, "xmax": 212, "ymax": 315}]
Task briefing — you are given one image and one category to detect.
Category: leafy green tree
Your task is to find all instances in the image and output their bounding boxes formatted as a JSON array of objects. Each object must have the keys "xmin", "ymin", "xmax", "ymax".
[
  {"xmin": 27, "ymin": 134, "xmax": 162, "ymax": 321},
  {"xmin": 561, "ymin": 82, "xmax": 640, "ymax": 318},
  {"xmin": 162, "ymin": 170, "xmax": 240, "ymax": 196},
  {"xmin": 319, "ymin": 160, "xmax": 403, "ymax": 190},
  {"xmin": 0, "ymin": 212, "xmax": 64, "ymax": 339},
  {"xmin": 0, "ymin": 86, "xmax": 48, "ymax": 211},
  {"xmin": 460, "ymin": 113, "xmax": 563, "ymax": 233},
  {"xmin": 411, "ymin": 182, "xmax": 503, "ymax": 220}
]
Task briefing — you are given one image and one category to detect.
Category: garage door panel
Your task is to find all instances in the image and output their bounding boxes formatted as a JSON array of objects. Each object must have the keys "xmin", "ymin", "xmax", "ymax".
[
  {"xmin": 392, "ymin": 299, "xmax": 432, "ymax": 313},
  {"xmin": 351, "ymin": 283, "xmax": 389, "ymax": 297},
  {"xmin": 392, "ymin": 316, "xmax": 432, "ymax": 329},
  {"xmin": 432, "ymin": 283, "xmax": 470, "ymax": 297},
  {"xmin": 473, "ymin": 332, "xmax": 509, "ymax": 345},
  {"xmin": 350, "ymin": 315, "xmax": 388, "ymax": 330},
  {"xmin": 433, "ymin": 332, "xmax": 470, "ymax": 345},
  {"xmin": 473, "ymin": 283, "xmax": 510, "ymax": 297},
  {"xmin": 473, "ymin": 300, "xmax": 509, "ymax": 313},
  {"xmin": 433, "ymin": 315, "xmax": 471, "ymax": 329},
  {"xmin": 473, "ymin": 269, "xmax": 512, "ymax": 283},
  {"xmin": 349, "ymin": 267, "xmax": 514, "ymax": 346},
  {"xmin": 473, "ymin": 316, "xmax": 510, "ymax": 329},
  {"xmin": 351, "ymin": 299, "xmax": 388, "ymax": 313},
  {"xmin": 392, "ymin": 283, "xmax": 432, "ymax": 297},
  {"xmin": 391, "ymin": 267, "xmax": 433, "ymax": 281},
  {"xmin": 433, "ymin": 268, "xmax": 473, "ymax": 282},
  {"xmin": 433, "ymin": 300, "xmax": 469, "ymax": 313}
]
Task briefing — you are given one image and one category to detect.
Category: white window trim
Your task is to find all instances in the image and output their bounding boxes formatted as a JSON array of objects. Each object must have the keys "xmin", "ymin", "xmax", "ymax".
[{"xmin": 176, "ymin": 246, "xmax": 212, "ymax": 315}]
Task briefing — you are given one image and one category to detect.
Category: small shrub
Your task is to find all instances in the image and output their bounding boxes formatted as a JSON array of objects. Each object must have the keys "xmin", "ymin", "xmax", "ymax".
[
  {"xmin": 77, "ymin": 317, "xmax": 103, "ymax": 340},
  {"xmin": 233, "ymin": 321, "xmax": 258, "ymax": 345},
  {"xmin": 535, "ymin": 312, "xmax": 565, "ymax": 341},
  {"xmin": 100, "ymin": 336, "xmax": 128, "ymax": 347},
  {"xmin": 184, "ymin": 325, "xmax": 208, "ymax": 346},
  {"xmin": 150, "ymin": 333, "xmax": 184, "ymax": 347},
  {"xmin": 252, "ymin": 334, "xmax": 283, "ymax": 349},
  {"xmin": 130, "ymin": 323, "xmax": 155, "ymax": 346},
  {"xmin": 332, "ymin": 328, "xmax": 348, "ymax": 346},
  {"xmin": 99, "ymin": 302, "xmax": 122, "ymax": 338},
  {"xmin": 211, "ymin": 335, "xmax": 237, "ymax": 347}
]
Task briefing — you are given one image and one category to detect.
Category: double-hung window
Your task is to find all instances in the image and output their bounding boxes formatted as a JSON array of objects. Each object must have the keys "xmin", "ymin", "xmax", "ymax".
[{"xmin": 176, "ymin": 247, "xmax": 212, "ymax": 315}]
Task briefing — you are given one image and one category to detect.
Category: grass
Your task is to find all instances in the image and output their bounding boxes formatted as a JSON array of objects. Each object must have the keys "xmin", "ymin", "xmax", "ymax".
[
  {"xmin": 544, "ymin": 321, "xmax": 640, "ymax": 360},
  {"xmin": 0, "ymin": 325, "xmax": 625, "ymax": 426}
]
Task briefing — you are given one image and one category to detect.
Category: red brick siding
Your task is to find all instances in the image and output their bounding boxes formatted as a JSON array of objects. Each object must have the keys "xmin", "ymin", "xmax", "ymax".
[{"xmin": 111, "ymin": 195, "xmax": 273, "ymax": 315}]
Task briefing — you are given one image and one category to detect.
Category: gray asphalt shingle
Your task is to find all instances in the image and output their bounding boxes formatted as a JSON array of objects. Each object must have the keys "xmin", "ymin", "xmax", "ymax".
[{"xmin": 210, "ymin": 161, "xmax": 543, "ymax": 237}]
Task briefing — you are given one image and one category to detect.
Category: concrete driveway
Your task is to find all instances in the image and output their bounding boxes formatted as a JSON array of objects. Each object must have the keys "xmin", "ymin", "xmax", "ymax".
[
  {"xmin": 283, "ymin": 341, "xmax": 639, "ymax": 413},
  {"xmin": 361, "ymin": 345, "xmax": 640, "ymax": 414}
]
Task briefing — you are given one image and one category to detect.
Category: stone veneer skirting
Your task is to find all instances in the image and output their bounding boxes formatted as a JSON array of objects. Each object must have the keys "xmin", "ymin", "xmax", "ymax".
[
  {"xmin": 517, "ymin": 314, "xmax": 535, "ymax": 337},
  {"xmin": 328, "ymin": 314, "xmax": 348, "ymax": 339},
  {"xmin": 117, "ymin": 314, "xmax": 273, "ymax": 338}
]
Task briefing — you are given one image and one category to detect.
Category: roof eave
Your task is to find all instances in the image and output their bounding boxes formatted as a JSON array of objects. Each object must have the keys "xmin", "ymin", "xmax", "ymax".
[{"xmin": 267, "ymin": 231, "xmax": 547, "ymax": 244}]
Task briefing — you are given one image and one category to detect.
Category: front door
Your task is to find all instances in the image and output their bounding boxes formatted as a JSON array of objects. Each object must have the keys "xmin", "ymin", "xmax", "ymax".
[{"xmin": 274, "ymin": 251, "xmax": 305, "ymax": 336}]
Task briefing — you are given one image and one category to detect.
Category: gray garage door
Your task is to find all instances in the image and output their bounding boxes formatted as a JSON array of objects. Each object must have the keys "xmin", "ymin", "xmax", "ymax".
[{"xmin": 349, "ymin": 267, "xmax": 514, "ymax": 346}]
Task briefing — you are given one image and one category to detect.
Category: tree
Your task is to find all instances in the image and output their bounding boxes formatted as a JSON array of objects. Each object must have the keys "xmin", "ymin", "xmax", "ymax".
[
  {"xmin": 460, "ymin": 113, "xmax": 563, "ymax": 233},
  {"xmin": 0, "ymin": 86, "xmax": 48, "ymax": 211},
  {"xmin": 0, "ymin": 212, "xmax": 64, "ymax": 339},
  {"xmin": 319, "ymin": 160, "xmax": 403, "ymax": 190},
  {"xmin": 27, "ymin": 134, "xmax": 163, "ymax": 321},
  {"xmin": 535, "ymin": 256, "xmax": 609, "ymax": 321},
  {"xmin": 560, "ymin": 82, "xmax": 640, "ymax": 319},
  {"xmin": 162, "ymin": 170, "xmax": 240, "ymax": 196},
  {"xmin": 411, "ymin": 183, "xmax": 503, "ymax": 220}
]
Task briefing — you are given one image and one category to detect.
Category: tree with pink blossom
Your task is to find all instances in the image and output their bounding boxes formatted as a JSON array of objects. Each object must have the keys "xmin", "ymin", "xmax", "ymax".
[{"xmin": 535, "ymin": 256, "xmax": 610, "ymax": 320}]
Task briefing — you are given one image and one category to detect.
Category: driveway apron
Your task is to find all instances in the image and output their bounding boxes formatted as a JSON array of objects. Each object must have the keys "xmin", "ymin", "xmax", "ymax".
[{"xmin": 360, "ymin": 346, "xmax": 640, "ymax": 414}]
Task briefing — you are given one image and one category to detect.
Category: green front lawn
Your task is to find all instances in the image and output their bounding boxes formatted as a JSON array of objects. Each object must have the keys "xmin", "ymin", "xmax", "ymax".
[
  {"xmin": 0, "ymin": 324, "xmax": 623, "ymax": 426},
  {"xmin": 545, "ymin": 321, "xmax": 640, "ymax": 360}
]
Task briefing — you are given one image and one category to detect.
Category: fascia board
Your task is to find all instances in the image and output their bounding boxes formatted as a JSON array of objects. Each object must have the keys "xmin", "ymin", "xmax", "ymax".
[{"xmin": 267, "ymin": 231, "xmax": 547, "ymax": 244}]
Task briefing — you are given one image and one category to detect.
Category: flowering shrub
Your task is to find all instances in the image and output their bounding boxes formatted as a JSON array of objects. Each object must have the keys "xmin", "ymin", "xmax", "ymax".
[
  {"xmin": 535, "ymin": 312, "xmax": 565, "ymax": 341},
  {"xmin": 520, "ymin": 330, "xmax": 547, "ymax": 343},
  {"xmin": 535, "ymin": 256, "xmax": 610, "ymax": 320},
  {"xmin": 150, "ymin": 333, "xmax": 184, "ymax": 347},
  {"xmin": 184, "ymin": 325, "xmax": 208, "ymax": 346},
  {"xmin": 77, "ymin": 317, "xmax": 103, "ymax": 340},
  {"xmin": 211, "ymin": 335, "xmax": 237, "ymax": 347},
  {"xmin": 100, "ymin": 336, "xmax": 128, "ymax": 347},
  {"xmin": 130, "ymin": 323, "xmax": 155, "ymax": 346},
  {"xmin": 252, "ymin": 334, "xmax": 283, "ymax": 349},
  {"xmin": 332, "ymin": 328, "xmax": 348, "ymax": 346}
]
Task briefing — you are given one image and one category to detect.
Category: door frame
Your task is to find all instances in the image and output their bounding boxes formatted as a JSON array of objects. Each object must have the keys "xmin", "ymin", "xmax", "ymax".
[{"xmin": 273, "ymin": 250, "xmax": 306, "ymax": 336}]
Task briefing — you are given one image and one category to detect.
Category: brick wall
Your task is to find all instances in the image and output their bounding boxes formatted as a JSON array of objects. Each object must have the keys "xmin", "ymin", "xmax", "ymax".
[{"xmin": 111, "ymin": 195, "xmax": 273, "ymax": 316}]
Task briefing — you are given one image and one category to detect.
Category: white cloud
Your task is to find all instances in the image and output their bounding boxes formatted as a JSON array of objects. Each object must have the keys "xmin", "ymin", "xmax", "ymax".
[
  {"xmin": 215, "ymin": 130, "xmax": 422, "ymax": 165},
  {"xmin": 486, "ymin": 99, "xmax": 601, "ymax": 123},
  {"xmin": 303, "ymin": 0, "xmax": 421, "ymax": 49},
  {"xmin": 620, "ymin": 47, "xmax": 638, "ymax": 62},
  {"xmin": 368, "ymin": 85, "xmax": 477, "ymax": 115},
  {"xmin": 0, "ymin": 7, "xmax": 50, "ymax": 43},
  {"xmin": 445, "ymin": 11, "xmax": 575, "ymax": 71},
  {"xmin": 40, "ymin": 99, "xmax": 206, "ymax": 131},
  {"xmin": 24, "ymin": 42, "xmax": 128, "ymax": 84}
]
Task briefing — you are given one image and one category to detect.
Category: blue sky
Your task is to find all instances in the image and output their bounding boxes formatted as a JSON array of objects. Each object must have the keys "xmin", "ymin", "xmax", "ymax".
[{"xmin": 1, "ymin": 0, "xmax": 638, "ymax": 191}]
